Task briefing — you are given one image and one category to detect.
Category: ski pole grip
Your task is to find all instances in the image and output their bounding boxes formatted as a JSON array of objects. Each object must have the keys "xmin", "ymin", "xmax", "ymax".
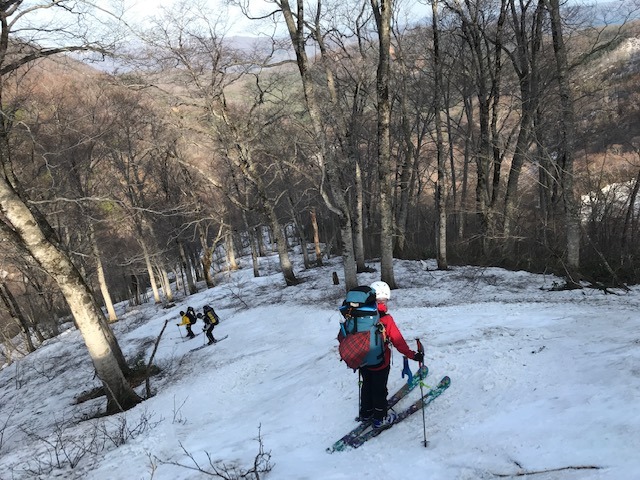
[{"xmin": 416, "ymin": 338, "xmax": 424, "ymax": 366}]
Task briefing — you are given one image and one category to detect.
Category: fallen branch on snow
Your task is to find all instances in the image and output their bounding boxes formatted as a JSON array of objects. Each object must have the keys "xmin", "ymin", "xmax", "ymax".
[{"xmin": 493, "ymin": 464, "xmax": 602, "ymax": 477}]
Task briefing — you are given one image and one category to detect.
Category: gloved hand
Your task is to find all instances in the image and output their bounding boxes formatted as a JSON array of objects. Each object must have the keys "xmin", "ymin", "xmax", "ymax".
[
  {"xmin": 176, "ymin": 323, "xmax": 180, "ymax": 326},
  {"xmin": 413, "ymin": 351, "xmax": 424, "ymax": 363}
]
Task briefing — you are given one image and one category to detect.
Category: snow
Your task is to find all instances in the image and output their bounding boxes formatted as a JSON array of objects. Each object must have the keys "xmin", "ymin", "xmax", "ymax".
[{"xmin": 1, "ymin": 256, "xmax": 639, "ymax": 479}]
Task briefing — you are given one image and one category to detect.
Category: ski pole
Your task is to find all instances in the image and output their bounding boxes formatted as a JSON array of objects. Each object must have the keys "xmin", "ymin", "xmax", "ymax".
[
  {"xmin": 358, "ymin": 369, "xmax": 362, "ymax": 419},
  {"xmin": 416, "ymin": 338, "xmax": 428, "ymax": 447},
  {"xmin": 176, "ymin": 324, "xmax": 183, "ymax": 339}
]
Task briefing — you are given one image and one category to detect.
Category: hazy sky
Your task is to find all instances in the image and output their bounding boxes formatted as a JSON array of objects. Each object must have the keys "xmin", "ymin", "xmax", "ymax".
[
  {"xmin": 124, "ymin": 0, "xmax": 258, "ymax": 35},
  {"xmin": 123, "ymin": 0, "xmax": 599, "ymax": 38},
  {"xmin": 123, "ymin": 0, "xmax": 440, "ymax": 37}
]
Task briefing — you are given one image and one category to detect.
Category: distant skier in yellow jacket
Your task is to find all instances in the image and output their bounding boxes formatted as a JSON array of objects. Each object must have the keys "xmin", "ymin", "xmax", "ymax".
[{"xmin": 177, "ymin": 308, "xmax": 197, "ymax": 339}]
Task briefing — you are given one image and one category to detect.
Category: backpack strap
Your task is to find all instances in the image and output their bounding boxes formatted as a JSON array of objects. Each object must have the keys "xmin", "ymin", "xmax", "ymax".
[{"xmin": 378, "ymin": 313, "xmax": 389, "ymax": 344}]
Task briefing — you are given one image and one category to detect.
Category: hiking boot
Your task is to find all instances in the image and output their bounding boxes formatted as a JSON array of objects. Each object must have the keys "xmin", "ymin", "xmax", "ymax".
[
  {"xmin": 372, "ymin": 411, "xmax": 397, "ymax": 429},
  {"xmin": 207, "ymin": 339, "xmax": 216, "ymax": 345},
  {"xmin": 355, "ymin": 414, "xmax": 373, "ymax": 423}
]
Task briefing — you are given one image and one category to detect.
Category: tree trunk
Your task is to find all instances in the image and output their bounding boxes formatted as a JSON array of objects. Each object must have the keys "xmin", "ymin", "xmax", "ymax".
[
  {"xmin": 371, "ymin": 0, "xmax": 396, "ymax": 288},
  {"xmin": 198, "ymin": 224, "xmax": 215, "ymax": 288},
  {"xmin": 445, "ymin": 83, "xmax": 459, "ymax": 238},
  {"xmin": 140, "ymin": 240, "xmax": 161, "ymax": 304},
  {"xmin": 394, "ymin": 70, "xmax": 417, "ymax": 258},
  {"xmin": 460, "ymin": 93, "xmax": 474, "ymax": 239},
  {"xmin": 256, "ymin": 226, "xmax": 267, "ymax": 257},
  {"xmin": 0, "ymin": 282, "xmax": 35, "ymax": 353},
  {"xmin": 226, "ymin": 231, "xmax": 238, "ymax": 271},
  {"xmin": 89, "ymin": 224, "xmax": 118, "ymax": 322},
  {"xmin": 227, "ymin": 138, "xmax": 297, "ymax": 285},
  {"xmin": 158, "ymin": 264, "xmax": 173, "ymax": 302},
  {"xmin": 354, "ymin": 161, "xmax": 366, "ymax": 272},
  {"xmin": 178, "ymin": 240, "xmax": 196, "ymax": 295},
  {"xmin": 310, "ymin": 208, "xmax": 324, "ymax": 267},
  {"xmin": 242, "ymin": 211, "xmax": 261, "ymax": 277},
  {"xmin": 452, "ymin": 0, "xmax": 506, "ymax": 255},
  {"xmin": 283, "ymin": 189, "xmax": 310, "ymax": 269},
  {"xmin": 266, "ymin": 205, "xmax": 298, "ymax": 286},
  {"xmin": 278, "ymin": 0, "xmax": 358, "ymax": 291},
  {"xmin": 503, "ymin": 0, "xmax": 544, "ymax": 245},
  {"xmin": 432, "ymin": 0, "xmax": 448, "ymax": 270},
  {"xmin": 545, "ymin": 0, "xmax": 581, "ymax": 279},
  {"xmin": 0, "ymin": 170, "xmax": 140, "ymax": 413}
]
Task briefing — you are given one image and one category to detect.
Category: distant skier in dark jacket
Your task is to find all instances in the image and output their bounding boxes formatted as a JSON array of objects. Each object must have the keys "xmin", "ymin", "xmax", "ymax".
[
  {"xmin": 201, "ymin": 304, "xmax": 220, "ymax": 345},
  {"xmin": 177, "ymin": 308, "xmax": 197, "ymax": 339}
]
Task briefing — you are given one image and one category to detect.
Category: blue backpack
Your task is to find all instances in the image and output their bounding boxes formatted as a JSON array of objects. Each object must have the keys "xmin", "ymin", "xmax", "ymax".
[{"xmin": 337, "ymin": 286, "xmax": 385, "ymax": 370}]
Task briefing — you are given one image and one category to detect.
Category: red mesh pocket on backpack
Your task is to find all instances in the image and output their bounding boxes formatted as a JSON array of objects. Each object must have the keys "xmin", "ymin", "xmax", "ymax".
[{"xmin": 337, "ymin": 331, "xmax": 370, "ymax": 370}]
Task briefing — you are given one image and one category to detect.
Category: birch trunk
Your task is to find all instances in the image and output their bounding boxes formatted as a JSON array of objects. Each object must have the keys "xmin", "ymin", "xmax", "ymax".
[
  {"xmin": 0, "ymin": 170, "xmax": 140, "ymax": 413},
  {"xmin": 432, "ymin": 0, "xmax": 448, "ymax": 270}
]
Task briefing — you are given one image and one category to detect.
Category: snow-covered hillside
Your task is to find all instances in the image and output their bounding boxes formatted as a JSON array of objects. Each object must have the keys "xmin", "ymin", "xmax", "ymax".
[{"xmin": 0, "ymin": 256, "xmax": 639, "ymax": 479}]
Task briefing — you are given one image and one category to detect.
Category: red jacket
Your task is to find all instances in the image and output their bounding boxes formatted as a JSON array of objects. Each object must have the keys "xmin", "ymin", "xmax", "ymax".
[{"xmin": 366, "ymin": 302, "xmax": 417, "ymax": 371}]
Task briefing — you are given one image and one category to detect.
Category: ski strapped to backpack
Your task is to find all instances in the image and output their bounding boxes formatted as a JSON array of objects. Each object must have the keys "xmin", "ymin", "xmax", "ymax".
[{"xmin": 337, "ymin": 286, "xmax": 386, "ymax": 370}]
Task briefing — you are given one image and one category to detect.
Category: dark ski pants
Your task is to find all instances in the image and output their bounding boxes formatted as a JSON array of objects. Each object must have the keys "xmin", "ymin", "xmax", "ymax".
[
  {"xmin": 186, "ymin": 324, "xmax": 195, "ymax": 338},
  {"xmin": 359, "ymin": 364, "xmax": 390, "ymax": 421},
  {"xmin": 205, "ymin": 323, "xmax": 215, "ymax": 343}
]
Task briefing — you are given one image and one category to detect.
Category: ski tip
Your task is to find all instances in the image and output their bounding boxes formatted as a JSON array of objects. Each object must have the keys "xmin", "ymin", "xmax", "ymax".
[{"xmin": 440, "ymin": 376, "xmax": 451, "ymax": 387}]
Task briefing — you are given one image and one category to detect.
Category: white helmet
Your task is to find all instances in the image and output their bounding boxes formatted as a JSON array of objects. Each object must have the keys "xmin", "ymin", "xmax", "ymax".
[{"xmin": 370, "ymin": 281, "xmax": 391, "ymax": 301}]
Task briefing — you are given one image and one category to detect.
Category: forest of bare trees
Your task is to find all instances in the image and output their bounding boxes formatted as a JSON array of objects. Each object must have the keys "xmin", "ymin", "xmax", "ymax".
[{"xmin": 1, "ymin": 0, "xmax": 639, "ymax": 412}]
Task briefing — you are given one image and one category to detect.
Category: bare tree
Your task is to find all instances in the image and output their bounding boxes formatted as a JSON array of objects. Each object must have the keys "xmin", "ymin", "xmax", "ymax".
[
  {"xmin": 443, "ymin": 0, "xmax": 508, "ymax": 255},
  {"xmin": 431, "ymin": 0, "xmax": 448, "ymax": 270},
  {"xmin": 236, "ymin": 0, "xmax": 362, "ymax": 290},
  {"xmin": 501, "ymin": 0, "xmax": 546, "ymax": 244},
  {"xmin": 0, "ymin": 0, "xmax": 141, "ymax": 413},
  {"xmin": 141, "ymin": 3, "xmax": 300, "ymax": 286},
  {"xmin": 370, "ymin": 0, "xmax": 397, "ymax": 287},
  {"xmin": 543, "ymin": 0, "xmax": 581, "ymax": 281}
]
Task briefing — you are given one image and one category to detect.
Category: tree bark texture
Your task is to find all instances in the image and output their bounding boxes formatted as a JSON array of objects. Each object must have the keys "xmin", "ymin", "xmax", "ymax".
[{"xmin": 371, "ymin": 0, "xmax": 397, "ymax": 288}]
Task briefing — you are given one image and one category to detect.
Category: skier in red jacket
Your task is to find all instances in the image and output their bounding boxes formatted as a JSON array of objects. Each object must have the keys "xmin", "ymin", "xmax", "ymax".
[{"xmin": 360, "ymin": 281, "xmax": 424, "ymax": 429}]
